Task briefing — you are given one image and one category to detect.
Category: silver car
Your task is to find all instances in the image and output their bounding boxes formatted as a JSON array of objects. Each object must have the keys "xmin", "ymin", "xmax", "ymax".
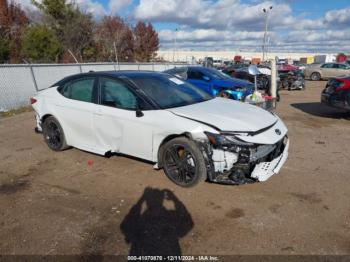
[{"xmin": 305, "ymin": 63, "xmax": 350, "ymax": 81}]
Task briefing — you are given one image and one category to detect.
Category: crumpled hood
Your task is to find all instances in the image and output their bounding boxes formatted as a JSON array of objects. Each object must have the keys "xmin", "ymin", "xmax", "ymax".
[{"xmin": 167, "ymin": 97, "xmax": 277, "ymax": 132}]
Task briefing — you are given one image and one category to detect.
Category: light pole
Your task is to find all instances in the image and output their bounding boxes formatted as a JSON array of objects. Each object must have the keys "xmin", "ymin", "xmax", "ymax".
[
  {"xmin": 262, "ymin": 6, "xmax": 273, "ymax": 62},
  {"xmin": 172, "ymin": 28, "xmax": 178, "ymax": 63}
]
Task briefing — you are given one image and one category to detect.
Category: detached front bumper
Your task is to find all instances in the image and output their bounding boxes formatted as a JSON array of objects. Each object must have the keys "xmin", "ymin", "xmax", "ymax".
[{"xmin": 250, "ymin": 139, "xmax": 289, "ymax": 181}]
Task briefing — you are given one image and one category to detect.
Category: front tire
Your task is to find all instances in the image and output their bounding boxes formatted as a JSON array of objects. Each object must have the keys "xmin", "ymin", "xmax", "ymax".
[
  {"xmin": 42, "ymin": 116, "xmax": 68, "ymax": 151},
  {"xmin": 160, "ymin": 137, "xmax": 207, "ymax": 187}
]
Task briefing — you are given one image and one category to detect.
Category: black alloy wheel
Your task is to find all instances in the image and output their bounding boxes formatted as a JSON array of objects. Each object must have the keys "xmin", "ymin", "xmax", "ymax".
[
  {"xmin": 43, "ymin": 116, "xmax": 68, "ymax": 151},
  {"xmin": 161, "ymin": 137, "xmax": 206, "ymax": 187}
]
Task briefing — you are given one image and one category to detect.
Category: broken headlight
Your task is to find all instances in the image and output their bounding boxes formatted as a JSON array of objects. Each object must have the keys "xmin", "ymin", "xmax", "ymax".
[{"xmin": 205, "ymin": 132, "xmax": 254, "ymax": 147}]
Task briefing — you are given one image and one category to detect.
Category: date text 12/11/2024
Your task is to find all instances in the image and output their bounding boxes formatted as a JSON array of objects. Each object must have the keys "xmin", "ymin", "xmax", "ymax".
[{"xmin": 127, "ymin": 256, "xmax": 220, "ymax": 261}]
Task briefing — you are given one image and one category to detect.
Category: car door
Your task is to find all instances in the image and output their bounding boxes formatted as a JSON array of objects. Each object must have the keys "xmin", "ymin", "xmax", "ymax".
[
  {"xmin": 186, "ymin": 69, "xmax": 212, "ymax": 94},
  {"xmin": 55, "ymin": 76, "xmax": 100, "ymax": 153},
  {"xmin": 93, "ymin": 76, "xmax": 153, "ymax": 160},
  {"xmin": 320, "ymin": 63, "xmax": 334, "ymax": 78},
  {"xmin": 334, "ymin": 64, "xmax": 350, "ymax": 76}
]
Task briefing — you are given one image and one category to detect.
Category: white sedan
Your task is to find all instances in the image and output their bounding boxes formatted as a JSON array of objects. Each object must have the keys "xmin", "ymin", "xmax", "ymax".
[{"xmin": 31, "ymin": 71, "xmax": 289, "ymax": 187}]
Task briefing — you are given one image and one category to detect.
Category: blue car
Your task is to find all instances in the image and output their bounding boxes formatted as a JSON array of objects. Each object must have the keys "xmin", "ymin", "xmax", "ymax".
[{"xmin": 164, "ymin": 66, "xmax": 254, "ymax": 100}]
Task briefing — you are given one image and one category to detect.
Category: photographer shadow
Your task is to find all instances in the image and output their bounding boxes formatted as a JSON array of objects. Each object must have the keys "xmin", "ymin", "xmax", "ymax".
[{"xmin": 120, "ymin": 187, "xmax": 193, "ymax": 256}]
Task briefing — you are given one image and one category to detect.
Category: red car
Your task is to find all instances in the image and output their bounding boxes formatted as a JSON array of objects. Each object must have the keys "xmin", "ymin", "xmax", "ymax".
[
  {"xmin": 321, "ymin": 76, "xmax": 350, "ymax": 111},
  {"xmin": 278, "ymin": 64, "xmax": 298, "ymax": 71}
]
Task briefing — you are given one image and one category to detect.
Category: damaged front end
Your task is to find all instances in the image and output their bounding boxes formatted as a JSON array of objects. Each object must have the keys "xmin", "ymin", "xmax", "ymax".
[{"xmin": 198, "ymin": 131, "xmax": 289, "ymax": 185}]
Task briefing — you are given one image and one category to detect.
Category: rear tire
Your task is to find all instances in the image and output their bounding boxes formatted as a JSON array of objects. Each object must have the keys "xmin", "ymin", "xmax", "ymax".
[
  {"xmin": 42, "ymin": 116, "xmax": 68, "ymax": 151},
  {"xmin": 311, "ymin": 72, "xmax": 321, "ymax": 81},
  {"xmin": 160, "ymin": 137, "xmax": 207, "ymax": 187}
]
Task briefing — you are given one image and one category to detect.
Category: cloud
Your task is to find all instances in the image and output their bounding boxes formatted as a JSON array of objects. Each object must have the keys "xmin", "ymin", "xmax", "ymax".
[
  {"xmin": 134, "ymin": 0, "xmax": 305, "ymax": 30},
  {"xmin": 286, "ymin": 30, "xmax": 350, "ymax": 42},
  {"xmin": 13, "ymin": 0, "xmax": 132, "ymax": 18},
  {"xmin": 134, "ymin": 0, "xmax": 350, "ymax": 52},
  {"xmin": 12, "ymin": 0, "xmax": 350, "ymax": 52},
  {"xmin": 159, "ymin": 29, "xmax": 266, "ymax": 42},
  {"xmin": 74, "ymin": 0, "xmax": 106, "ymax": 17},
  {"xmin": 324, "ymin": 7, "xmax": 350, "ymax": 28},
  {"xmin": 108, "ymin": 0, "xmax": 133, "ymax": 14}
]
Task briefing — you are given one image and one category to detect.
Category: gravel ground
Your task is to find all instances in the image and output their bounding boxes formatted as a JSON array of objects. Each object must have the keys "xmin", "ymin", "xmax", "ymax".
[{"xmin": 0, "ymin": 80, "xmax": 350, "ymax": 255}]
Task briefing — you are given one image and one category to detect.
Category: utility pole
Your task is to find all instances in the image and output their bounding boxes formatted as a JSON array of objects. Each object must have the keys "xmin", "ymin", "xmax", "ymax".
[
  {"xmin": 173, "ymin": 28, "xmax": 178, "ymax": 63},
  {"xmin": 262, "ymin": 6, "xmax": 273, "ymax": 62}
]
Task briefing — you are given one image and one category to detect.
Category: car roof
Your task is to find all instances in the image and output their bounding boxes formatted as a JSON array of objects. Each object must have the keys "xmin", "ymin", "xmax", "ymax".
[
  {"xmin": 83, "ymin": 70, "xmax": 166, "ymax": 78},
  {"xmin": 52, "ymin": 70, "xmax": 171, "ymax": 87}
]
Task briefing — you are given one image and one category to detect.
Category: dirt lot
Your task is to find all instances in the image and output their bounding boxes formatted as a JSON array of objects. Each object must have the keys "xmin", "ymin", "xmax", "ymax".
[{"xmin": 1, "ymin": 80, "xmax": 350, "ymax": 256}]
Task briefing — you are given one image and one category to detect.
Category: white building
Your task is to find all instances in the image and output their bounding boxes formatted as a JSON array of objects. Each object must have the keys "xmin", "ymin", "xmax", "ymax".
[{"xmin": 157, "ymin": 50, "xmax": 336, "ymax": 63}]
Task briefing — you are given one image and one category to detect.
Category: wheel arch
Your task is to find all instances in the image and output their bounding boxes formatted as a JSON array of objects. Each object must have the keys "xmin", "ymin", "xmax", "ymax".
[
  {"xmin": 157, "ymin": 132, "xmax": 192, "ymax": 168},
  {"xmin": 311, "ymin": 71, "xmax": 321, "ymax": 80},
  {"xmin": 40, "ymin": 113, "xmax": 70, "ymax": 146},
  {"xmin": 41, "ymin": 113, "xmax": 54, "ymax": 123}
]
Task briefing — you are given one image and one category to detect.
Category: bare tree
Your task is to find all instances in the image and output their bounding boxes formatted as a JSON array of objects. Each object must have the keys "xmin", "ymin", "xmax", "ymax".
[
  {"xmin": 133, "ymin": 21, "xmax": 159, "ymax": 62},
  {"xmin": 95, "ymin": 16, "xmax": 134, "ymax": 62}
]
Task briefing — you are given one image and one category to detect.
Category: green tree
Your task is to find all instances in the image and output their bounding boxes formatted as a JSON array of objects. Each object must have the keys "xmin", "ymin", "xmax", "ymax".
[
  {"xmin": 22, "ymin": 25, "xmax": 61, "ymax": 63},
  {"xmin": 31, "ymin": 0, "xmax": 71, "ymax": 40},
  {"xmin": 32, "ymin": 0, "xmax": 95, "ymax": 62},
  {"xmin": 0, "ymin": 38, "xmax": 10, "ymax": 63}
]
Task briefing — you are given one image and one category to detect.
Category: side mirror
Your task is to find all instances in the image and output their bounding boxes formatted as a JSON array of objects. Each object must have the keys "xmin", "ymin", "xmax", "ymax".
[
  {"xmin": 136, "ymin": 109, "xmax": 144, "ymax": 117},
  {"xmin": 248, "ymin": 65, "xmax": 260, "ymax": 76},
  {"xmin": 202, "ymin": 75, "xmax": 210, "ymax": 81}
]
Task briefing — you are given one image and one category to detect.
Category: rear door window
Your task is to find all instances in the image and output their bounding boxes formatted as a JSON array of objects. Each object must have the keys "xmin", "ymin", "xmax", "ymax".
[
  {"xmin": 62, "ymin": 77, "xmax": 95, "ymax": 103},
  {"xmin": 334, "ymin": 64, "xmax": 347, "ymax": 69}
]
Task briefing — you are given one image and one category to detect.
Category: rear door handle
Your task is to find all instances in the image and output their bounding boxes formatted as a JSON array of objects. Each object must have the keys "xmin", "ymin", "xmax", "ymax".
[{"xmin": 94, "ymin": 109, "xmax": 103, "ymax": 116}]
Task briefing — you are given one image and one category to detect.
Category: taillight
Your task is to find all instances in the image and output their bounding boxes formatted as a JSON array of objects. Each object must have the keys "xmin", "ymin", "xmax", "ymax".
[
  {"xmin": 30, "ymin": 97, "xmax": 37, "ymax": 104},
  {"xmin": 335, "ymin": 81, "xmax": 345, "ymax": 91}
]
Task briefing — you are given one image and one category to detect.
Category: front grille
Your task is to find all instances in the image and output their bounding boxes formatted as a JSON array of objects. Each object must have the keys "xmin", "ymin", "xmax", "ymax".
[
  {"xmin": 246, "ymin": 136, "xmax": 286, "ymax": 164},
  {"xmin": 249, "ymin": 144, "xmax": 276, "ymax": 162}
]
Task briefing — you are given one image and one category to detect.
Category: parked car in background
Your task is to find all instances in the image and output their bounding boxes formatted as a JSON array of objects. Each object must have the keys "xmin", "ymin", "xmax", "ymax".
[
  {"xmin": 278, "ymin": 64, "xmax": 298, "ymax": 72},
  {"xmin": 321, "ymin": 76, "xmax": 350, "ymax": 111},
  {"xmin": 222, "ymin": 63, "xmax": 248, "ymax": 73},
  {"xmin": 293, "ymin": 61, "xmax": 307, "ymax": 71},
  {"xmin": 164, "ymin": 66, "xmax": 254, "ymax": 100},
  {"xmin": 279, "ymin": 70, "xmax": 305, "ymax": 91},
  {"xmin": 213, "ymin": 59, "xmax": 223, "ymax": 68},
  {"xmin": 203, "ymin": 57, "xmax": 214, "ymax": 67},
  {"xmin": 305, "ymin": 63, "xmax": 350, "ymax": 81},
  {"xmin": 222, "ymin": 66, "xmax": 270, "ymax": 91},
  {"xmin": 31, "ymin": 70, "xmax": 289, "ymax": 187}
]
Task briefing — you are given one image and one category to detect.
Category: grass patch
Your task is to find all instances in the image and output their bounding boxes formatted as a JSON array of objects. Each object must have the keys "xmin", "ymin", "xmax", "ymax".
[{"xmin": 0, "ymin": 106, "xmax": 33, "ymax": 118}]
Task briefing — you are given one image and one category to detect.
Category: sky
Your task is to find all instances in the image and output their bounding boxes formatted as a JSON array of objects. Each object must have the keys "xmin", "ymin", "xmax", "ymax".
[{"xmin": 15, "ymin": 0, "xmax": 350, "ymax": 53}]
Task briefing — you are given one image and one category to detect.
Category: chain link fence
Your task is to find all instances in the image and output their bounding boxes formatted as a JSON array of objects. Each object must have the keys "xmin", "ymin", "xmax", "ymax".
[{"xmin": 0, "ymin": 62, "xmax": 186, "ymax": 111}]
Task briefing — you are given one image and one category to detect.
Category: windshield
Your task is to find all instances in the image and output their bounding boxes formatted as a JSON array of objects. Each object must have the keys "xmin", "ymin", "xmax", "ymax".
[
  {"xmin": 202, "ymin": 68, "xmax": 231, "ymax": 80},
  {"xmin": 129, "ymin": 74, "xmax": 214, "ymax": 109}
]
